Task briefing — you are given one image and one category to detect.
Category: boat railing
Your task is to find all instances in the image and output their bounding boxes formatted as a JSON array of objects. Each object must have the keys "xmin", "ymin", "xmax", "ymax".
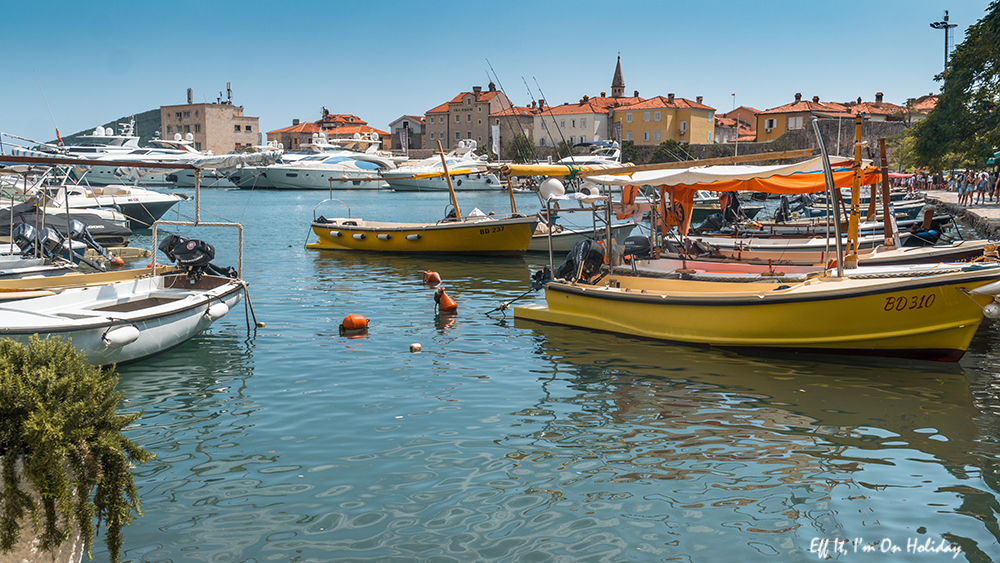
[{"xmin": 312, "ymin": 198, "xmax": 352, "ymax": 221}]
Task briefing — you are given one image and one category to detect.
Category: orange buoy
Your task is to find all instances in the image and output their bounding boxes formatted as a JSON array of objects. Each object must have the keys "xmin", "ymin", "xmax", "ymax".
[
  {"xmin": 111, "ymin": 256, "xmax": 125, "ymax": 267},
  {"xmin": 434, "ymin": 287, "xmax": 457, "ymax": 312},
  {"xmin": 339, "ymin": 314, "xmax": 369, "ymax": 336},
  {"xmin": 423, "ymin": 270, "xmax": 441, "ymax": 286}
]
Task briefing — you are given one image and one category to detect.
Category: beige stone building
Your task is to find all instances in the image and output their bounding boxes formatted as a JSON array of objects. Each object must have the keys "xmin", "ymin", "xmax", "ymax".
[
  {"xmin": 160, "ymin": 92, "xmax": 259, "ymax": 154},
  {"xmin": 424, "ymin": 83, "xmax": 511, "ymax": 150}
]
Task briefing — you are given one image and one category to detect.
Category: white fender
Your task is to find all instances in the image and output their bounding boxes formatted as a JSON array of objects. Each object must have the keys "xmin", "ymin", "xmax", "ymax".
[
  {"xmin": 206, "ymin": 302, "xmax": 230, "ymax": 321},
  {"xmin": 103, "ymin": 325, "xmax": 140, "ymax": 348}
]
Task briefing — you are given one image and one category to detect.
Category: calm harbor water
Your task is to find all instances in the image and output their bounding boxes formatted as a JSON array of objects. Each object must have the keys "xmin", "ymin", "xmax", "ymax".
[{"xmin": 93, "ymin": 187, "xmax": 1000, "ymax": 562}]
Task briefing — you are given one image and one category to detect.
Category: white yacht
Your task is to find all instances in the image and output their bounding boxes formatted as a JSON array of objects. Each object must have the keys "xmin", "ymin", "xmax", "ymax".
[
  {"xmin": 262, "ymin": 154, "xmax": 393, "ymax": 190},
  {"xmin": 382, "ymin": 140, "xmax": 501, "ymax": 192}
]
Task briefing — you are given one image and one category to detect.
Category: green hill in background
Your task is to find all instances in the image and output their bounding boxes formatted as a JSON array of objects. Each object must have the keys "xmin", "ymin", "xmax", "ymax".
[{"xmin": 57, "ymin": 108, "xmax": 162, "ymax": 146}]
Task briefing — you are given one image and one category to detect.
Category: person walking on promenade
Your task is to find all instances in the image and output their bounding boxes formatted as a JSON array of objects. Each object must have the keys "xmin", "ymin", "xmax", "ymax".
[
  {"xmin": 959, "ymin": 172, "xmax": 969, "ymax": 205},
  {"xmin": 976, "ymin": 170, "xmax": 989, "ymax": 205}
]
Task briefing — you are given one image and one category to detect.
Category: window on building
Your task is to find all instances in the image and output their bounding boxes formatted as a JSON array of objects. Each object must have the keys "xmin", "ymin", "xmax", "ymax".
[
  {"xmin": 455, "ymin": 132, "xmax": 460, "ymax": 140},
  {"xmin": 194, "ymin": 124, "xmax": 201, "ymax": 133},
  {"xmin": 625, "ymin": 131, "xmax": 632, "ymax": 141},
  {"xmin": 568, "ymin": 136, "xmax": 574, "ymax": 144},
  {"xmin": 679, "ymin": 120, "xmax": 687, "ymax": 134},
  {"xmin": 466, "ymin": 99, "xmax": 471, "ymax": 105},
  {"xmin": 466, "ymin": 132, "xmax": 472, "ymax": 139},
  {"xmin": 195, "ymin": 142, "xmax": 202, "ymax": 151},
  {"xmin": 184, "ymin": 125, "xmax": 191, "ymax": 133},
  {"xmin": 643, "ymin": 131, "xmax": 649, "ymax": 141},
  {"xmin": 455, "ymin": 115, "xmax": 460, "ymax": 123},
  {"xmin": 477, "ymin": 136, "xmax": 481, "ymax": 142},
  {"xmin": 184, "ymin": 111, "xmax": 190, "ymax": 118},
  {"xmin": 540, "ymin": 138, "xmax": 546, "ymax": 146},
  {"xmin": 234, "ymin": 125, "xmax": 240, "ymax": 132},
  {"xmin": 571, "ymin": 119, "xmax": 576, "ymax": 128},
  {"xmin": 166, "ymin": 126, "xmax": 172, "ymax": 133},
  {"xmin": 708, "ymin": 132, "xmax": 713, "ymax": 142},
  {"xmin": 654, "ymin": 111, "xmax": 661, "ymax": 122},
  {"xmin": 644, "ymin": 112, "xmax": 650, "ymax": 122},
  {"xmin": 176, "ymin": 112, "xmax": 182, "ymax": 121},
  {"xmin": 788, "ymin": 116, "xmax": 803, "ymax": 130},
  {"xmin": 581, "ymin": 118, "xmax": 586, "ymax": 128},
  {"xmin": 195, "ymin": 111, "xmax": 199, "ymax": 117},
  {"xmin": 477, "ymin": 120, "xmax": 481, "ymax": 125},
  {"xmin": 245, "ymin": 125, "xmax": 251, "ymax": 133},
  {"xmin": 764, "ymin": 118, "xmax": 777, "ymax": 131},
  {"xmin": 496, "ymin": 119, "xmax": 500, "ymax": 125},
  {"xmin": 467, "ymin": 114, "xmax": 471, "ymax": 122},
  {"xmin": 654, "ymin": 130, "xmax": 661, "ymax": 142},
  {"xmin": 626, "ymin": 113, "xmax": 633, "ymax": 123},
  {"xmin": 560, "ymin": 120, "xmax": 565, "ymax": 128}
]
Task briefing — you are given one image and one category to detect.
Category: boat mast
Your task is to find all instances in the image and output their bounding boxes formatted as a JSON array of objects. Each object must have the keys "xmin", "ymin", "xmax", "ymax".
[
  {"xmin": 437, "ymin": 140, "xmax": 461, "ymax": 220},
  {"xmin": 845, "ymin": 114, "xmax": 863, "ymax": 268},
  {"xmin": 878, "ymin": 138, "xmax": 897, "ymax": 249}
]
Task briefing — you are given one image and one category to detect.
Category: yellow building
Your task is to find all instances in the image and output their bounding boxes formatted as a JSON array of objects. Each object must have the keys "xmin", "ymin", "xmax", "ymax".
[
  {"xmin": 611, "ymin": 94, "xmax": 715, "ymax": 145},
  {"xmin": 755, "ymin": 94, "xmax": 850, "ymax": 143}
]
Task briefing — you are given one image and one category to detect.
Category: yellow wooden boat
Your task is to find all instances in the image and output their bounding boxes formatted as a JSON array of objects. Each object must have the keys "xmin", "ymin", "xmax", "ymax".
[
  {"xmin": 307, "ymin": 214, "xmax": 538, "ymax": 257},
  {"xmin": 515, "ymin": 265, "xmax": 1000, "ymax": 361}
]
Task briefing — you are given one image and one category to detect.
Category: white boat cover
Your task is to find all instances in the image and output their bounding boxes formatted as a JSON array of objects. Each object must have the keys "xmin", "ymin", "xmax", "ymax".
[{"xmin": 586, "ymin": 156, "xmax": 852, "ymax": 187}]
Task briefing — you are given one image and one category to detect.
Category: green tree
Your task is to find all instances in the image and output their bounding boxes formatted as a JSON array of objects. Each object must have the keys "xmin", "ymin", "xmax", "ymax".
[
  {"xmin": 649, "ymin": 140, "xmax": 694, "ymax": 163},
  {"xmin": 620, "ymin": 140, "xmax": 639, "ymax": 164},
  {"xmin": 502, "ymin": 133, "xmax": 536, "ymax": 164},
  {"xmin": 0, "ymin": 336, "xmax": 152, "ymax": 563},
  {"xmin": 912, "ymin": 1, "xmax": 1000, "ymax": 168},
  {"xmin": 552, "ymin": 140, "xmax": 575, "ymax": 162}
]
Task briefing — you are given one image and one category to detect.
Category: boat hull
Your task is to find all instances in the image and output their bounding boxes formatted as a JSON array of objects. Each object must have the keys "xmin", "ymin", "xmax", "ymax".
[
  {"xmin": 0, "ymin": 273, "xmax": 244, "ymax": 365},
  {"xmin": 385, "ymin": 173, "xmax": 502, "ymax": 192},
  {"xmin": 515, "ymin": 269, "xmax": 1000, "ymax": 361},
  {"xmin": 307, "ymin": 215, "xmax": 538, "ymax": 257}
]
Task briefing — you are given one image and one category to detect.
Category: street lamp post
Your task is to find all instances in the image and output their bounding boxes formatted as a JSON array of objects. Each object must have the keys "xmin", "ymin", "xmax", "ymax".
[{"xmin": 930, "ymin": 10, "xmax": 957, "ymax": 73}]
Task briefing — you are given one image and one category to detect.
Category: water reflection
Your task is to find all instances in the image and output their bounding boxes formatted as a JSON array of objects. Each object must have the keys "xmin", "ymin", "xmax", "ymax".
[{"xmin": 513, "ymin": 324, "xmax": 998, "ymax": 560}]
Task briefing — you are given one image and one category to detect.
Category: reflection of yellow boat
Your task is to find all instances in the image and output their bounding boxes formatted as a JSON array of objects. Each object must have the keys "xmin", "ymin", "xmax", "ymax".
[
  {"xmin": 307, "ymin": 215, "xmax": 538, "ymax": 257},
  {"xmin": 516, "ymin": 265, "xmax": 1000, "ymax": 361}
]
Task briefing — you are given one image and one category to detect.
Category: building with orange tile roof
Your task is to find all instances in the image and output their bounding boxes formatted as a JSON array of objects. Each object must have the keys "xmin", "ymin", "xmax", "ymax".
[
  {"xmin": 267, "ymin": 108, "xmax": 390, "ymax": 150},
  {"xmin": 611, "ymin": 94, "xmax": 716, "ymax": 145},
  {"xmin": 424, "ymin": 83, "xmax": 511, "ymax": 151},
  {"xmin": 907, "ymin": 93, "xmax": 938, "ymax": 122},
  {"xmin": 756, "ymin": 94, "xmax": 851, "ymax": 143},
  {"xmin": 489, "ymin": 104, "xmax": 536, "ymax": 157}
]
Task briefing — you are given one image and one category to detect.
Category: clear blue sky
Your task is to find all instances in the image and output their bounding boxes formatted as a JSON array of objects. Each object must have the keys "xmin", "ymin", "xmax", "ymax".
[{"xmin": 0, "ymin": 0, "xmax": 992, "ymax": 146}]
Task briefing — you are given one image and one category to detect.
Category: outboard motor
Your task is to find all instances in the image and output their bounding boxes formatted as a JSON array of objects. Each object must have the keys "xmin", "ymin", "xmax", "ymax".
[
  {"xmin": 11, "ymin": 223, "xmax": 37, "ymax": 256},
  {"xmin": 773, "ymin": 196, "xmax": 792, "ymax": 223},
  {"xmin": 623, "ymin": 236, "xmax": 651, "ymax": 260},
  {"xmin": 68, "ymin": 219, "xmax": 114, "ymax": 262},
  {"xmin": 699, "ymin": 213, "xmax": 726, "ymax": 233},
  {"xmin": 554, "ymin": 239, "xmax": 606, "ymax": 282},
  {"xmin": 159, "ymin": 234, "xmax": 237, "ymax": 280}
]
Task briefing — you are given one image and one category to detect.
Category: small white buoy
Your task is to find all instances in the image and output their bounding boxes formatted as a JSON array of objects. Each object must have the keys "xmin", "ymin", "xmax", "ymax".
[
  {"xmin": 409, "ymin": 343, "xmax": 422, "ymax": 353},
  {"xmin": 985, "ymin": 303, "xmax": 1000, "ymax": 319}
]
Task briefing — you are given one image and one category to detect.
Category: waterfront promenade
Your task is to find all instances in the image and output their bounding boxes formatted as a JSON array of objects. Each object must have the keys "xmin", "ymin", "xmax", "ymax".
[{"xmin": 925, "ymin": 189, "xmax": 1000, "ymax": 238}]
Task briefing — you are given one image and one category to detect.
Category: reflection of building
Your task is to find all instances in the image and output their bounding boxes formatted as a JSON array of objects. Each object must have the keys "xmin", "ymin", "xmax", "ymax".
[
  {"xmin": 160, "ymin": 86, "xmax": 259, "ymax": 154},
  {"xmin": 267, "ymin": 109, "xmax": 390, "ymax": 151}
]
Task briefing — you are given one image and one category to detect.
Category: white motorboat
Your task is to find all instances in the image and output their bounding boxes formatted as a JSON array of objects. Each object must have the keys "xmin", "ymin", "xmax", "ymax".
[
  {"xmin": 382, "ymin": 140, "xmax": 502, "ymax": 192},
  {"xmin": 80, "ymin": 136, "xmax": 207, "ymax": 187},
  {"xmin": 263, "ymin": 154, "xmax": 393, "ymax": 190},
  {"xmin": 0, "ymin": 266, "xmax": 244, "ymax": 365},
  {"xmin": 554, "ymin": 141, "xmax": 622, "ymax": 167},
  {"xmin": 529, "ymin": 221, "xmax": 636, "ymax": 253}
]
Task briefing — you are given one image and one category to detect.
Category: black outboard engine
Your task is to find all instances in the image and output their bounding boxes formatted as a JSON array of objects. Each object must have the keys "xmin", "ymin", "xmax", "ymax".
[
  {"xmin": 11, "ymin": 223, "xmax": 37, "ymax": 256},
  {"xmin": 773, "ymin": 196, "xmax": 792, "ymax": 223},
  {"xmin": 699, "ymin": 213, "xmax": 726, "ymax": 232},
  {"xmin": 159, "ymin": 234, "xmax": 237, "ymax": 280},
  {"xmin": 68, "ymin": 219, "xmax": 114, "ymax": 263},
  {"xmin": 554, "ymin": 239, "xmax": 606, "ymax": 282},
  {"xmin": 623, "ymin": 236, "xmax": 651, "ymax": 260}
]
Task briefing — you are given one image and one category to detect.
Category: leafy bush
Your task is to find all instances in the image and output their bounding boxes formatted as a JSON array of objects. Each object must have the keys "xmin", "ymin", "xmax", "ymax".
[{"xmin": 0, "ymin": 336, "xmax": 152, "ymax": 563}]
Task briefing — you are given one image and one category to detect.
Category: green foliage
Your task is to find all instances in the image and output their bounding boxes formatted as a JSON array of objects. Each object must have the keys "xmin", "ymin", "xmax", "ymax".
[
  {"xmin": 59, "ymin": 108, "xmax": 162, "ymax": 147},
  {"xmin": 620, "ymin": 140, "xmax": 639, "ymax": 165},
  {"xmin": 552, "ymin": 140, "xmax": 575, "ymax": 162},
  {"xmin": 703, "ymin": 144, "xmax": 735, "ymax": 159},
  {"xmin": 502, "ymin": 133, "xmax": 536, "ymax": 164},
  {"xmin": 0, "ymin": 336, "xmax": 152, "ymax": 563},
  {"xmin": 649, "ymin": 140, "xmax": 694, "ymax": 164},
  {"xmin": 912, "ymin": 2, "xmax": 1000, "ymax": 168},
  {"xmin": 473, "ymin": 143, "xmax": 494, "ymax": 162}
]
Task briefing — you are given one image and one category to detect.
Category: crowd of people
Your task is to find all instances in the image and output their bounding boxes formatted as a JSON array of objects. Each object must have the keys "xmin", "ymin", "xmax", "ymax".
[{"xmin": 948, "ymin": 170, "xmax": 1000, "ymax": 206}]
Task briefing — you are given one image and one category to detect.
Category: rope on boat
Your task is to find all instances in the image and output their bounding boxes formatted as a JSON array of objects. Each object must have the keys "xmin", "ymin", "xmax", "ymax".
[
  {"xmin": 240, "ymin": 280, "xmax": 262, "ymax": 333},
  {"xmin": 486, "ymin": 287, "xmax": 538, "ymax": 319}
]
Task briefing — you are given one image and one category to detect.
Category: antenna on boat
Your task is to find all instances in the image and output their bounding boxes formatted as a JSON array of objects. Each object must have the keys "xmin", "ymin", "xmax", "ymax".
[{"xmin": 33, "ymin": 71, "xmax": 62, "ymax": 146}]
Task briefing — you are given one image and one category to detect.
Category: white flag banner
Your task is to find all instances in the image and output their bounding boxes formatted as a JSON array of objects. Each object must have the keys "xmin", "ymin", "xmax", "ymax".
[
  {"xmin": 491, "ymin": 125, "xmax": 500, "ymax": 157},
  {"xmin": 399, "ymin": 128, "xmax": 409, "ymax": 157}
]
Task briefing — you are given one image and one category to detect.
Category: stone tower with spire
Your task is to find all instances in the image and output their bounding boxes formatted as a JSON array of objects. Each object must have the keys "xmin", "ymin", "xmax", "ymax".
[{"xmin": 611, "ymin": 55, "xmax": 625, "ymax": 98}]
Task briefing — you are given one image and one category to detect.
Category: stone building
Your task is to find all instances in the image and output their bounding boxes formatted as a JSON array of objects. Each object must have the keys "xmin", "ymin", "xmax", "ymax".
[
  {"xmin": 160, "ymin": 87, "xmax": 258, "ymax": 154},
  {"xmin": 388, "ymin": 115, "xmax": 425, "ymax": 154},
  {"xmin": 424, "ymin": 83, "xmax": 511, "ymax": 150}
]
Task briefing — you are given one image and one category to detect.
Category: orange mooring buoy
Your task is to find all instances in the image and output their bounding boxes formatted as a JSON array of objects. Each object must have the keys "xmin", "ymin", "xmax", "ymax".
[
  {"xmin": 423, "ymin": 270, "xmax": 441, "ymax": 286},
  {"xmin": 339, "ymin": 314, "xmax": 369, "ymax": 336},
  {"xmin": 434, "ymin": 287, "xmax": 457, "ymax": 312},
  {"xmin": 111, "ymin": 256, "xmax": 125, "ymax": 268}
]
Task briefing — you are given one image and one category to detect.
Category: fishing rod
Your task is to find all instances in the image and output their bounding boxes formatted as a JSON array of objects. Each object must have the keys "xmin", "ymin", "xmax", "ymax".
[{"xmin": 34, "ymin": 72, "xmax": 63, "ymax": 146}]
